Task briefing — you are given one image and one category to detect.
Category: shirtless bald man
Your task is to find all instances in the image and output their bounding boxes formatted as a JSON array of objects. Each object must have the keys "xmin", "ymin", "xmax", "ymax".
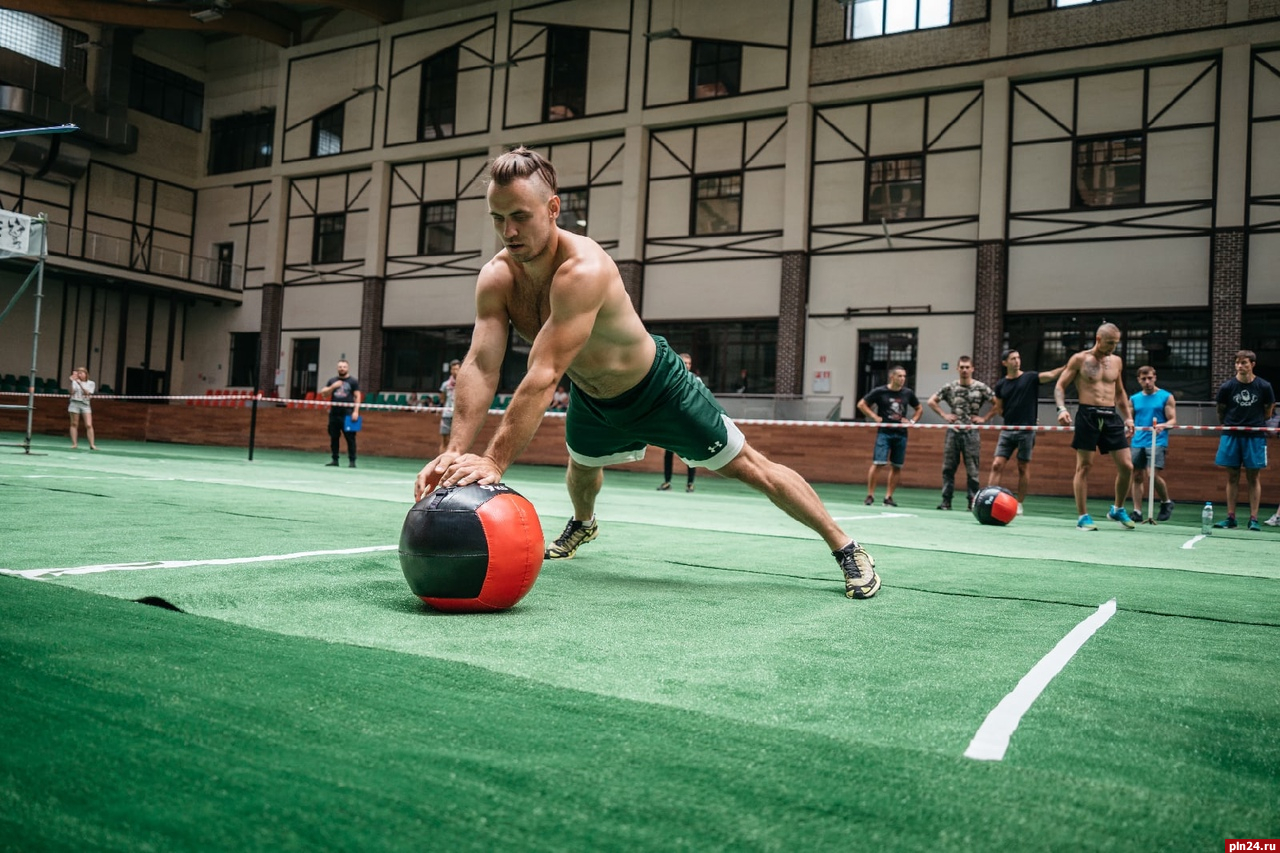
[
  {"xmin": 1054, "ymin": 323, "xmax": 1136, "ymax": 531},
  {"xmin": 413, "ymin": 147, "xmax": 880, "ymax": 599}
]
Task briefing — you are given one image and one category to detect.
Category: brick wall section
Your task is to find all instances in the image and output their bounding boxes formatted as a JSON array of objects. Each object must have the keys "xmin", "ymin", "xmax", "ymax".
[
  {"xmin": 777, "ymin": 251, "xmax": 809, "ymax": 396},
  {"xmin": 1210, "ymin": 228, "xmax": 1245, "ymax": 391},
  {"xmin": 973, "ymin": 240, "xmax": 1006, "ymax": 387},
  {"xmin": 257, "ymin": 282, "xmax": 283, "ymax": 393},
  {"xmin": 359, "ymin": 276, "xmax": 385, "ymax": 395},
  {"xmin": 617, "ymin": 260, "xmax": 644, "ymax": 314},
  {"xmin": 1008, "ymin": 0, "xmax": 1227, "ymax": 55}
]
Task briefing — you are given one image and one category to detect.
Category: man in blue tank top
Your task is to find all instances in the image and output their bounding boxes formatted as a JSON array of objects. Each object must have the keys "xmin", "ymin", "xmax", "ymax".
[{"xmin": 1128, "ymin": 365, "xmax": 1177, "ymax": 522}]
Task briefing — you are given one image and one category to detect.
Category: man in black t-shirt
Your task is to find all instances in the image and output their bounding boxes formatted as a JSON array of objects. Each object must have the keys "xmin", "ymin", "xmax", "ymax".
[
  {"xmin": 319, "ymin": 359, "xmax": 363, "ymax": 468},
  {"xmin": 1212, "ymin": 350, "xmax": 1275, "ymax": 530},
  {"xmin": 856, "ymin": 365, "xmax": 922, "ymax": 507},
  {"xmin": 987, "ymin": 349, "xmax": 1065, "ymax": 514}
]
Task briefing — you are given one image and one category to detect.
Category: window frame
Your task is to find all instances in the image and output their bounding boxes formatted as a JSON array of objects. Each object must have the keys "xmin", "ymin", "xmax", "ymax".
[
  {"xmin": 208, "ymin": 109, "xmax": 275, "ymax": 175},
  {"xmin": 312, "ymin": 104, "xmax": 345, "ymax": 158},
  {"xmin": 865, "ymin": 154, "xmax": 925, "ymax": 222},
  {"xmin": 419, "ymin": 45, "xmax": 460, "ymax": 141},
  {"xmin": 691, "ymin": 172, "xmax": 743, "ymax": 236},
  {"xmin": 845, "ymin": 0, "xmax": 953, "ymax": 41},
  {"xmin": 129, "ymin": 55, "xmax": 204, "ymax": 131},
  {"xmin": 689, "ymin": 40, "xmax": 742, "ymax": 101},
  {"xmin": 556, "ymin": 187, "xmax": 590, "ymax": 235},
  {"xmin": 1071, "ymin": 132, "xmax": 1145, "ymax": 210},
  {"xmin": 419, "ymin": 201, "xmax": 457, "ymax": 256},
  {"xmin": 542, "ymin": 25, "xmax": 590, "ymax": 122},
  {"xmin": 313, "ymin": 213, "xmax": 347, "ymax": 265}
]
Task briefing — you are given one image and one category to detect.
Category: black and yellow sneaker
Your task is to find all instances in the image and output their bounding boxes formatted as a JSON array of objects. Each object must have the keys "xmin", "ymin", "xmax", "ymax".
[
  {"xmin": 545, "ymin": 516, "xmax": 599, "ymax": 560},
  {"xmin": 833, "ymin": 541, "xmax": 880, "ymax": 599}
]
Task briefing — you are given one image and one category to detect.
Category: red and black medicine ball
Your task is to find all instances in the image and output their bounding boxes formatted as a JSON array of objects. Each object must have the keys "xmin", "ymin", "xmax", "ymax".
[
  {"xmin": 972, "ymin": 485, "xmax": 1019, "ymax": 526},
  {"xmin": 399, "ymin": 483, "xmax": 544, "ymax": 612}
]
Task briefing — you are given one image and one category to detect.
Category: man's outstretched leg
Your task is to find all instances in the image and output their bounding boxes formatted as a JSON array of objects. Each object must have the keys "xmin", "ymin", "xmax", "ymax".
[
  {"xmin": 719, "ymin": 444, "xmax": 880, "ymax": 599},
  {"xmin": 545, "ymin": 459, "xmax": 603, "ymax": 559}
]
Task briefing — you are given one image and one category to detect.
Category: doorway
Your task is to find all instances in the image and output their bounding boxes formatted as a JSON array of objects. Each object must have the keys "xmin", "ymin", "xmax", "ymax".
[
  {"xmin": 290, "ymin": 338, "xmax": 320, "ymax": 400},
  {"xmin": 856, "ymin": 328, "xmax": 918, "ymax": 405}
]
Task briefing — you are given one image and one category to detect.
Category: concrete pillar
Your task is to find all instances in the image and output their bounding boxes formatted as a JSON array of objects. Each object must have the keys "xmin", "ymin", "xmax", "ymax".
[
  {"xmin": 973, "ymin": 241, "xmax": 1006, "ymax": 387},
  {"xmin": 258, "ymin": 282, "xmax": 283, "ymax": 393},
  {"xmin": 359, "ymin": 276, "xmax": 385, "ymax": 393},
  {"xmin": 777, "ymin": 251, "xmax": 809, "ymax": 396}
]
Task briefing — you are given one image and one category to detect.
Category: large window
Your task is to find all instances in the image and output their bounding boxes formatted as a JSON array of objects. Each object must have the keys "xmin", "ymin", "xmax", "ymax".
[
  {"xmin": 208, "ymin": 110, "xmax": 274, "ymax": 175},
  {"xmin": 692, "ymin": 173, "xmax": 742, "ymax": 235},
  {"xmin": 1073, "ymin": 134, "xmax": 1144, "ymax": 209},
  {"xmin": 420, "ymin": 202, "xmax": 456, "ymax": 255},
  {"xmin": 382, "ymin": 327, "xmax": 530, "ymax": 393},
  {"xmin": 846, "ymin": 0, "xmax": 951, "ymax": 40},
  {"xmin": 645, "ymin": 319, "xmax": 778, "ymax": 395},
  {"xmin": 313, "ymin": 104, "xmax": 344, "ymax": 157},
  {"xmin": 419, "ymin": 46, "xmax": 459, "ymax": 141},
  {"xmin": 1012, "ymin": 0, "xmax": 1123, "ymax": 12},
  {"xmin": 557, "ymin": 188, "xmax": 589, "ymax": 235},
  {"xmin": 543, "ymin": 26, "xmax": 589, "ymax": 121},
  {"xmin": 866, "ymin": 156, "xmax": 924, "ymax": 221},
  {"xmin": 690, "ymin": 41, "xmax": 741, "ymax": 101},
  {"xmin": 1003, "ymin": 312, "xmax": 1211, "ymax": 400},
  {"xmin": 0, "ymin": 9, "xmax": 64, "ymax": 67},
  {"xmin": 130, "ymin": 56, "xmax": 204, "ymax": 131},
  {"xmin": 228, "ymin": 332, "xmax": 260, "ymax": 388},
  {"xmin": 313, "ymin": 213, "xmax": 346, "ymax": 264}
]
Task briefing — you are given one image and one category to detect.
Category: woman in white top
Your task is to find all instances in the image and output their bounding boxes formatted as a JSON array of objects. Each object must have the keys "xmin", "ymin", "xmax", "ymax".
[{"xmin": 68, "ymin": 367, "xmax": 97, "ymax": 450}]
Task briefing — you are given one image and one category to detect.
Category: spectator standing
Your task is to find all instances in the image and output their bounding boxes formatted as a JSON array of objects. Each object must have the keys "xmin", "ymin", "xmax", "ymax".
[
  {"xmin": 926, "ymin": 356, "xmax": 993, "ymax": 511},
  {"xmin": 658, "ymin": 353, "xmax": 700, "ymax": 493},
  {"xmin": 1128, "ymin": 365, "xmax": 1177, "ymax": 522},
  {"xmin": 319, "ymin": 359, "xmax": 361, "ymax": 468},
  {"xmin": 1213, "ymin": 350, "xmax": 1275, "ymax": 531},
  {"xmin": 439, "ymin": 359, "xmax": 461, "ymax": 453},
  {"xmin": 988, "ymin": 349, "xmax": 1065, "ymax": 515},
  {"xmin": 67, "ymin": 367, "xmax": 98, "ymax": 451},
  {"xmin": 857, "ymin": 366, "xmax": 922, "ymax": 507}
]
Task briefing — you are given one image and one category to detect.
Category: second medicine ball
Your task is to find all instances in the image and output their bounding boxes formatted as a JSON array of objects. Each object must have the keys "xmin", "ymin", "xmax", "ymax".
[
  {"xmin": 972, "ymin": 485, "xmax": 1019, "ymax": 526},
  {"xmin": 399, "ymin": 482, "xmax": 544, "ymax": 612}
]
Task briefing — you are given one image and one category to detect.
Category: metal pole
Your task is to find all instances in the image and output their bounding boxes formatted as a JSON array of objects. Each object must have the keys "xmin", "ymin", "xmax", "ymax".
[
  {"xmin": 23, "ymin": 216, "xmax": 48, "ymax": 454},
  {"xmin": 247, "ymin": 335, "xmax": 262, "ymax": 461}
]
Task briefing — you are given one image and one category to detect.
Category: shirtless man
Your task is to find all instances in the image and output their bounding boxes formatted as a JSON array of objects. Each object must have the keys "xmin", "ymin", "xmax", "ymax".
[
  {"xmin": 413, "ymin": 148, "xmax": 879, "ymax": 599},
  {"xmin": 1054, "ymin": 323, "xmax": 1136, "ymax": 531}
]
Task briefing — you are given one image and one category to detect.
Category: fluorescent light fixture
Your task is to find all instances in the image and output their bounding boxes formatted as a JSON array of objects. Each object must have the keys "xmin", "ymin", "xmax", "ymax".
[{"xmin": 645, "ymin": 28, "xmax": 682, "ymax": 40}]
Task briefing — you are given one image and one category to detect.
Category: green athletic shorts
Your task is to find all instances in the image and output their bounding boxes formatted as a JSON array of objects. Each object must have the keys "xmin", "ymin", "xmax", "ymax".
[{"xmin": 565, "ymin": 336, "xmax": 745, "ymax": 470}]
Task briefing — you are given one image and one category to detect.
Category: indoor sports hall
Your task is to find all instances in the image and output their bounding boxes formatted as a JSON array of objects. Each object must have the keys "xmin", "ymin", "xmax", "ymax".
[{"xmin": 2, "ymin": 0, "xmax": 1279, "ymax": 849}]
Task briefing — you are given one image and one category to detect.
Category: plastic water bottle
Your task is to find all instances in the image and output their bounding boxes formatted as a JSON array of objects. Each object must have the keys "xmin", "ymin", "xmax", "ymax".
[{"xmin": 1201, "ymin": 502, "xmax": 1213, "ymax": 535}]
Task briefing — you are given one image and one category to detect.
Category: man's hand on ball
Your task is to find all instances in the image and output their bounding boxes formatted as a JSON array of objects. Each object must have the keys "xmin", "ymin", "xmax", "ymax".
[
  {"xmin": 415, "ymin": 452, "xmax": 459, "ymax": 500},
  {"xmin": 438, "ymin": 454, "xmax": 504, "ymax": 489}
]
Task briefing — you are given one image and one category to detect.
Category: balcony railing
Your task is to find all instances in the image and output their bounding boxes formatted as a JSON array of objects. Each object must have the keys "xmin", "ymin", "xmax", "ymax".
[{"xmin": 42, "ymin": 221, "xmax": 244, "ymax": 292}]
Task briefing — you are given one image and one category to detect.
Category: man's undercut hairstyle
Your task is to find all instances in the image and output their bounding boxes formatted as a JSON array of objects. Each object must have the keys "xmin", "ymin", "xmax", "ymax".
[
  {"xmin": 1137, "ymin": 365, "xmax": 1155, "ymax": 376},
  {"xmin": 1235, "ymin": 349, "xmax": 1257, "ymax": 363},
  {"xmin": 958, "ymin": 356, "xmax": 973, "ymax": 365},
  {"xmin": 1000, "ymin": 349, "xmax": 1017, "ymax": 362},
  {"xmin": 890, "ymin": 365, "xmax": 906, "ymax": 375},
  {"xmin": 1097, "ymin": 322, "xmax": 1120, "ymax": 339},
  {"xmin": 489, "ymin": 146, "xmax": 558, "ymax": 195}
]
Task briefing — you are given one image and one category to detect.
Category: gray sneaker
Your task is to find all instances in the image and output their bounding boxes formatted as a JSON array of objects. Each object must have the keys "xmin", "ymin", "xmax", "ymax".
[
  {"xmin": 1157, "ymin": 501, "xmax": 1175, "ymax": 523},
  {"xmin": 545, "ymin": 516, "xmax": 598, "ymax": 559},
  {"xmin": 833, "ymin": 541, "xmax": 880, "ymax": 599}
]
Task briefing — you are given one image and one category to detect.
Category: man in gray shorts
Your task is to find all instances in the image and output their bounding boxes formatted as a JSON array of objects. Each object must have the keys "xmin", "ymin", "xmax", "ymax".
[
  {"xmin": 414, "ymin": 148, "xmax": 880, "ymax": 599},
  {"xmin": 988, "ymin": 349, "xmax": 1064, "ymax": 515}
]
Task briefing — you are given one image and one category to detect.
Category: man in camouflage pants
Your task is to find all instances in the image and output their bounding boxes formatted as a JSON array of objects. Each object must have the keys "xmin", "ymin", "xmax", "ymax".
[{"xmin": 927, "ymin": 356, "xmax": 994, "ymax": 511}]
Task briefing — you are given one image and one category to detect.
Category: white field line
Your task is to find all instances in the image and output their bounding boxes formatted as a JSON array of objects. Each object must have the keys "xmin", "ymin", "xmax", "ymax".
[
  {"xmin": 1182, "ymin": 534, "xmax": 1206, "ymax": 549},
  {"xmin": 831, "ymin": 513, "xmax": 915, "ymax": 522},
  {"xmin": 964, "ymin": 598, "xmax": 1118, "ymax": 762},
  {"xmin": 1, "ymin": 545, "xmax": 398, "ymax": 580}
]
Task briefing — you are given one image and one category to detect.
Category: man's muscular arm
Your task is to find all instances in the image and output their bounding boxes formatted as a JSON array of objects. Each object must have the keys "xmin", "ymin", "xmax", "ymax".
[
  {"xmin": 414, "ymin": 265, "xmax": 509, "ymax": 498},
  {"xmin": 1114, "ymin": 358, "xmax": 1134, "ymax": 436},
  {"xmin": 437, "ymin": 257, "xmax": 605, "ymax": 489},
  {"xmin": 1054, "ymin": 354, "xmax": 1082, "ymax": 425}
]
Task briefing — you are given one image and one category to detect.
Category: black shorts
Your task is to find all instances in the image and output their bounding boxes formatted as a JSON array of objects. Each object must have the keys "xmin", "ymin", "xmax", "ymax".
[{"xmin": 1071, "ymin": 405, "xmax": 1128, "ymax": 453}]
